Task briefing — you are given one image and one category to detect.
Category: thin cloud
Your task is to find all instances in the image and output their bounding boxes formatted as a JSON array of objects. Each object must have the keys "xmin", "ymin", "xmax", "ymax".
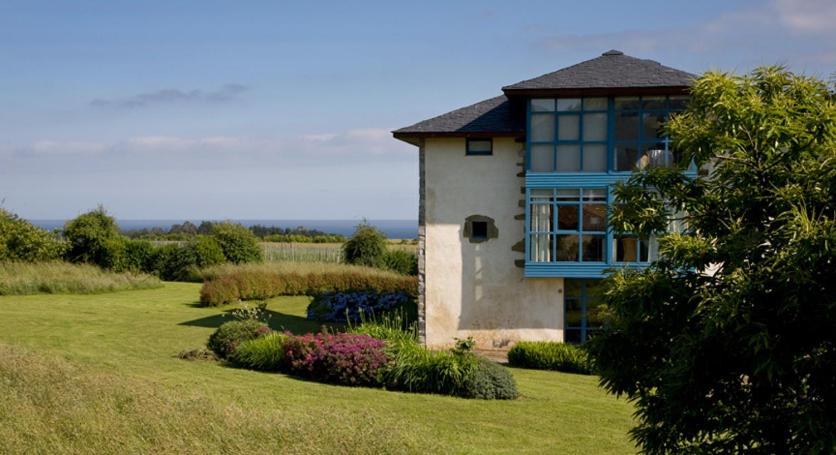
[{"xmin": 90, "ymin": 83, "xmax": 249, "ymax": 109}]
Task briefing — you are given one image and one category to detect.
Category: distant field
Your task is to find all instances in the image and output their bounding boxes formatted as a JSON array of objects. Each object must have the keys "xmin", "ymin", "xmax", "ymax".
[{"xmin": 261, "ymin": 241, "xmax": 416, "ymax": 263}]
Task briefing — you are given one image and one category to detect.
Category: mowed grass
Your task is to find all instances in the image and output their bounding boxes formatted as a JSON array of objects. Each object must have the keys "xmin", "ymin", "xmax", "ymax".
[{"xmin": 0, "ymin": 283, "xmax": 636, "ymax": 454}]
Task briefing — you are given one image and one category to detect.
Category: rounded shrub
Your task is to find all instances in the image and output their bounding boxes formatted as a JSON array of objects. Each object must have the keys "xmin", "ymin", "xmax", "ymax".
[
  {"xmin": 283, "ymin": 333, "xmax": 388, "ymax": 387},
  {"xmin": 206, "ymin": 319, "xmax": 271, "ymax": 359},
  {"xmin": 507, "ymin": 341, "xmax": 593, "ymax": 375},
  {"xmin": 187, "ymin": 235, "xmax": 226, "ymax": 268},
  {"xmin": 342, "ymin": 223, "xmax": 386, "ymax": 267},
  {"xmin": 231, "ymin": 332, "xmax": 288, "ymax": 371},
  {"xmin": 0, "ymin": 209, "xmax": 66, "ymax": 262},
  {"xmin": 380, "ymin": 250, "xmax": 418, "ymax": 276},
  {"xmin": 63, "ymin": 207, "xmax": 126, "ymax": 270},
  {"xmin": 462, "ymin": 357, "xmax": 519, "ymax": 400},
  {"xmin": 307, "ymin": 290, "xmax": 413, "ymax": 323},
  {"xmin": 211, "ymin": 222, "xmax": 262, "ymax": 264},
  {"xmin": 123, "ymin": 239, "xmax": 156, "ymax": 272}
]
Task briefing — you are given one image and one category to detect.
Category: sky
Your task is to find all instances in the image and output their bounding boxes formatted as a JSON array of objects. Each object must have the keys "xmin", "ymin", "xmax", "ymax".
[{"xmin": 1, "ymin": 0, "xmax": 834, "ymax": 220}]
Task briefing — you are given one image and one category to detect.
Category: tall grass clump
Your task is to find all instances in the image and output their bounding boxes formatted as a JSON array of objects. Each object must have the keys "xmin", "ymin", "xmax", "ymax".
[
  {"xmin": 0, "ymin": 262, "xmax": 161, "ymax": 295},
  {"xmin": 507, "ymin": 341, "xmax": 593, "ymax": 375},
  {"xmin": 349, "ymin": 309, "xmax": 418, "ymax": 346},
  {"xmin": 230, "ymin": 332, "xmax": 289, "ymax": 371}
]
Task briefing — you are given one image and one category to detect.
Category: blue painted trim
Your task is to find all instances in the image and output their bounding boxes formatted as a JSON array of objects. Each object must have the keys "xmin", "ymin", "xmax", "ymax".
[{"xmin": 524, "ymin": 262, "xmax": 647, "ymax": 278}]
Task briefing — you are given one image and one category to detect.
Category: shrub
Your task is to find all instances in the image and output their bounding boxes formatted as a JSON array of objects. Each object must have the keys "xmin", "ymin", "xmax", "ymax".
[
  {"xmin": 199, "ymin": 269, "xmax": 417, "ymax": 306},
  {"xmin": 177, "ymin": 347, "xmax": 217, "ymax": 361},
  {"xmin": 307, "ymin": 291, "xmax": 412, "ymax": 323},
  {"xmin": 211, "ymin": 222, "xmax": 262, "ymax": 264},
  {"xmin": 206, "ymin": 320, "xmax": 271, "ymax": 359},
  {"xmin": 462, "ymin": 357, "xmax": 519, "ymax": 400},
  {"xmin": 380, "ymin": 249, "xmax": 418, "ymax": 276},
  {"xmin": 231, "ymin": 332, "xmax": 288, "ymax": 371},
  {"xmin": 283, "ymin": 333, "xmax": 388, "ymax": 387},
  {"xmin": 349, "ymin": 310, "xmax": 418, "ymax": 345},
  {"xmin": 342, "ymin": 223, "xmax": 386, "ymax": 267},
  {"xmin": 0, "ymin": 209, "xmax": 66, "ymax": 262},
  {"xmin": 507, "ymin": 341, "xmax": 593, "ymax": 375},
  {"xmin": 63, "ymin": 207, "xmax": 126, "ymax": 270},
  {"xmin": 150, "ymin": 237, "xmax": 226, "ymax": 281},
  {"xmin": 382, "ymin": 341, "xmax": 476, "ymax": 396},
  {"xmin": 0, "ymin": 261, "xmax": 161, "ymax": 295},
  {"xmin": 123, "ymin": 239, "xmax": 156, "ymax": 272}
]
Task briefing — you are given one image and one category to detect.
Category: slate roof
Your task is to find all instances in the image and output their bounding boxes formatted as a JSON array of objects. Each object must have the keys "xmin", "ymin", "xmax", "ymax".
[
  {"xmin": 502, "ymin": 50, "xmax": 696, "ymax": 92},
  {"xmin": 392, "ymin": 95, "xmax": 524, "ymax": 139},
  {"xmin": 393, "ymin": 51, "xmax": 695, "ymax": 141}
]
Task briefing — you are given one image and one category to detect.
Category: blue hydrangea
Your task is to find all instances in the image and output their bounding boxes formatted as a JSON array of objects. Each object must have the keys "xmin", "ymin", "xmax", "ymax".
[{"xmin": 307, "ymin": 291, "xmax": 411, "ymax": 323}]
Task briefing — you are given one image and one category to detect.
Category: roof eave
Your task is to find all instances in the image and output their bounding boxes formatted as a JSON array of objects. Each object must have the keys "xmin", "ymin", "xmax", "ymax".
[
  {"xmin": 502, "ymin": 85, "xmax": 692, "ymax": 98},
  {"xmin": 392, "ymin": 130, "xmax": 524, "ymax": 146}
]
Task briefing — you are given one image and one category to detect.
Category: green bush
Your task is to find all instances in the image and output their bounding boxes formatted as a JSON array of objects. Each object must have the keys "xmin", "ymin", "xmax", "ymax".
[
  {"xmin": 206, "ymin": 320, "xmax": 272, "ymax": 359},
  {"xmin": 0, "ymin": 209, "xmax": 66, "ymax": 262},
  {"xmin": 150, "ymin": 237, "xmax": 225, "ymax": 281},
  {"xmin": 462, "ymin": 357, "xmax": 519, "ymax": 400},
  {"xmin": 380, "ymin": 250, "xmax": 418, "ymax": 276},
  {"xmin": 63, "ymin": 207, "xmax": 126, "ymax": 270},
  {"xmin": 382, "ymin": 341, "xmax": 481, "ymax": 397},
  {"xmin": 211, "ymin": 222, "xmax": 262, "ymax": 264},
  {"xmin": 123, "ymin": 239, "xmax": 156, "ymax": 272},
  {"xmin": 507, "ymin": 341, "xmax": 593, "ymax": 375},
  {"xmin": 199, "ymin": 269, "xmax": 417, "ymax": 306},
  {"xmin": 230, "ymin": 332, "xmax": 288, "ymax": 371},
  {"xmin": 342, "ymin": 223, "xmax": 386, "ymax": 267}
]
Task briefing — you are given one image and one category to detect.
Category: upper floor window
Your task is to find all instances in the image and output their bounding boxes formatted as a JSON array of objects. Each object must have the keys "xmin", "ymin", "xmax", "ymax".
[
  {"xmin": 527, "ymin": 95, "xmax": 687, "ymax": 172},
  {"xmin": 529, "ymin": 98, "xmax": 608, "ymax": 172},
  {"xmin": 466, "ymin": 138, "xmax": 492, "ymax": 155}
]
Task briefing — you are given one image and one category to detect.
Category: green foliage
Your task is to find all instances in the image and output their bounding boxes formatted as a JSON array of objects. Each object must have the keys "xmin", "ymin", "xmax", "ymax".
[
  {"xmin": 0, "ymin": 261, "xmax": 161, "ymax": 295},
  {"xmin": 206, "ymin": 319, "xmax": 271, "ymax": 359},
  {"xmin": 0, "ymin": 209, "xmax": 66, "ymax": 262},
  {"xmin": 230, "ymin": 332, "xmax": 288, "ymax": 371},
  {"xmin": 211, "ymin": 222, "xmax": 262, "ymax": 264},
  {"xmin": 199, "ymin": 268, "xmax": 417, "ymax": 306},
  {"xmin": 123, "ymin": 239, "xmax": 156, "ymax": 272},
  {"xmin": 507, "ymin": 341, "xmax": 593, "ymax": 375},
  {"xmin": 63, "ymin": 207, "xmax": 127, "ymax": 270},
  {"xmin": 379, "ymin": 249, "xmax": 418, "ymax": 275},
  {"xmin": 150, "ymin": 237, "xmax": 225, "ymax": 281},
  {"xmin": 462, "ymin": 356, "xmax": 519, "ymax": 400},
  {"xmin": 590, "ymin": 67, "xmax": 836, "ymax": 453},
  {"xmin": 342, "ymin": 222, "xmax": 387, "ymax": 267},
  {"xmin": 349, "ymin": 310, "xmax": 418, "ymax": 346}
]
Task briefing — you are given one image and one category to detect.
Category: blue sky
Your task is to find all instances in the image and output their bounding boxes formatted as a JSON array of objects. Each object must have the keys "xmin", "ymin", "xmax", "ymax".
[{"xmin": 1, "ymin": 0, "xmax": 833, "ymax": 220}]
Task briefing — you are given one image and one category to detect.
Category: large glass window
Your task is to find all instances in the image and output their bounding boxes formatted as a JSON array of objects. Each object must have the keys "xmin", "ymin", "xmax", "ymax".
[
  {"xmin": 564, "ymin": 279, "xmax": 604, "ymax": 344},
  {"xmin": 528, "ymin": 98, "xmax": 609, "ymax": 172},
  {"xmin": 614, "ymin": 96, "xmax": 686, "ymax": 171},
  {"xmin": 528, "ymin": 188, "xmax": 607, "ymax": 263}
]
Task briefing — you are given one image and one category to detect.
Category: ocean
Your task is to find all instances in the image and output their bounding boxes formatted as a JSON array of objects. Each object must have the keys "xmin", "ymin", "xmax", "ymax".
[{"xmin": 29, "ymin": 219, "xmax": 419, "ymax": 240}]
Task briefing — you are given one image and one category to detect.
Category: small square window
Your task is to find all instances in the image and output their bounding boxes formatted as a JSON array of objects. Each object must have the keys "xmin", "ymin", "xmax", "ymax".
[
  {"xmin": 471, "ymin": 221, "xmax": 488, "ymax": 240},
  {"xmin": 466, "ymin": 138, "xmax": 492, "ymax": 155}
]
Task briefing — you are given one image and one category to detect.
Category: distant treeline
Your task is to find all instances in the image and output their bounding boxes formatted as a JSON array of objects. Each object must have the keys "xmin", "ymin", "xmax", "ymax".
[{"xmin": 123, "ymin": 221, "xmax": 346, "ymax": 243}]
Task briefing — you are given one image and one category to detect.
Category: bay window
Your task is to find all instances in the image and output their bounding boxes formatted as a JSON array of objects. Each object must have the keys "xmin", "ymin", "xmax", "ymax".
[{"xmin": 528, "ymin": 188, "xmax": 607, "ymax": 263}]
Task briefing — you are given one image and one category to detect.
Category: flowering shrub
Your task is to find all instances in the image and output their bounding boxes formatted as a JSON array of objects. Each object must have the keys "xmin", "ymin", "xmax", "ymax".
[
  {"xmin": 307, "ymin": 291, "xmax": 411, "ymax": 323},
  {"xmin": 283, "ymin": 333, "xmax": 388, "ymax": 386}
]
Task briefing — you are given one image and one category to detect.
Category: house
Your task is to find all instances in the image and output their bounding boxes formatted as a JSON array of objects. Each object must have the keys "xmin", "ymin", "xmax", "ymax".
[{"xmin": 393, "ymin": 50, "xmax": 695, "ymax": 349}]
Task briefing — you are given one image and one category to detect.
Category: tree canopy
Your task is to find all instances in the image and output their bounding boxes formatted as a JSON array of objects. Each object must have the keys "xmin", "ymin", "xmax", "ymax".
[{"xmin": 588, "ymin": 67, "xmax": 835, "ymax": 453}]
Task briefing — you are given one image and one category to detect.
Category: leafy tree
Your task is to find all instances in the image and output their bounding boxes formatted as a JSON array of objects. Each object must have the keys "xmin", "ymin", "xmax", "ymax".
[
  {"xmin": 588, "ymin": 67, "xmax": 835, "ymax": 453},
  {"xmin": 211, "ymin": 222, "xmax": 262, "ymax": 264},
  {"xmin": 63, "ymin": 206, "xmax": 127, "ymax": 270},
  {"xmin": 343, "ymin": 222, "xmax": 387, "ymax": 267},
  {"xmin": 0, "ymin": 209, "xmax": 66, "ymax": 261}
]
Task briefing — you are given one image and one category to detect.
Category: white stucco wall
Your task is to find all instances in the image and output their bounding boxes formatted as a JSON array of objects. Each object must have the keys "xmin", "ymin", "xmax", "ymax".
[{"xmin": 423, "ymin": 137, "xmax": 564, "ymax": 348}]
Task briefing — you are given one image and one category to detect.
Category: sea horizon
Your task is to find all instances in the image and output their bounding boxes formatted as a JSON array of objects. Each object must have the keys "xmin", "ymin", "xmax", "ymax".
[{"xmin": 28, "ymin": 219, "xmax": 419, "ymax": 239}]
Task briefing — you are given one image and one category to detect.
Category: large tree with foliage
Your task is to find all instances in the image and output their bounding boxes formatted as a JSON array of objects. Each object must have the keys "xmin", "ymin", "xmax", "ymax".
[{"xmin": 588, "ymin": 67, "xmax": 835, "ymax": 453}]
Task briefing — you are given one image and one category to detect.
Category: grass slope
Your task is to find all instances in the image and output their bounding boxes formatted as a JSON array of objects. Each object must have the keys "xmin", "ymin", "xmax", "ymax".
[
  {"xmin": 0, "ymin": 261, "xmax": 162, "ymax": 295},
  {"xmin": 0, "ymin": 283, "xmax": 635, "ymax": 454}
]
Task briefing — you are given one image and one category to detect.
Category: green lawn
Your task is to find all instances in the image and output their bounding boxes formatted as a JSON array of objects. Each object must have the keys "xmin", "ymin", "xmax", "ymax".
[{"xmin": 0, "ymin": 283, "xmax": 636, "ymax": 454}]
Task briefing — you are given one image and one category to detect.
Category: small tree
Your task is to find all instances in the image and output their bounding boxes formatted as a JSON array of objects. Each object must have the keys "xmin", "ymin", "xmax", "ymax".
[
  {"xmin": 0, "ymin": 209, "xmax": 66, "ymax": 261},
  {"xmin": 63, "ymin": 206, "xmax": 126, "ymax": 270},
  {"xmin": 588, "ymin": 67, "xmax": 835, "ymax": 453},
  {"xmin": 343, "ymin": 222, "xmax": 387, "ymax": 267},
  {"xmin": 211, "ymin": 222, "xmax": 262, "ymax": 264}
]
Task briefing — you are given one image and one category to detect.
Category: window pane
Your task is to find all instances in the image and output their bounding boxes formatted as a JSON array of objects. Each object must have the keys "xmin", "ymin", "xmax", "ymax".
[
  {"xmin": 614, "ymin": 97, "xmax": 640, "ymax": 110},
  {"xmin": 529, "ymin": 203, "xmax": 552, "ymax": 232},
  {"xmin": 582, "ymin": 235, "xmax": 605, "ymax": 261},
  {"xmin": 616, "ymin": 236, "xmax": 638, "ymax": 262},
  {"xmin": 584, "ymin": 97, "xmax": 607, "ymax": 110},
  {"xmin": 529, "ymin": 234, "xmax": 552, "ymax": 262},
  {"xmin": 583, "ymin": 188, "xmax": 607, "ymax": 202},
  {"xmin": 615, "ymin": 144, "xmax": 640, "ymax": 171},
  {"xmin": 467, "ymin": 139, "xmax": 491, "ymax": 153},
  {"xmin": 556, "ymin": 145, "xmax": 580, "ymax": 171},
  {"xmin": 558, "ymin": 115, "xmax": 579, "ymax": 140},
  {"xmin": 556, "ymin": 189, "xmax": 580, "ymax": 201},
  {"xmin": 640, "ymin": 143, "xmax": 671, "ymax": 169},
  {"xmin": 531, "ymin": 114, "xmax": 555, "ymax": 142},
  {"xmin": 565, "ymin": 296, "xmax": 582, "ymax": 329},
  {"xmin": 583, "ymin": 144, "xmax": 607, "ymax": 171},
  {"xmin": 669, "ymin": 96, "xmax": 688, "ymax": 110},
  {"xmin": 586, "ymin": 282, "xmax": 606, "ymax": 328},
  {"xmin": 556, "ymin": 235, "xmax": 579, "ymax": 261},
  {"xmin": 615, "ymin": 111, "xmax": 639, "ymax": 141},
  {"xmin": 642, "ymin": 96, "xmax": 666, "ymax": 110},
  {"xmin": 564, "ymin": 329, "xmax": 582, "ymax": 344},
  {"xmin": 557, "ymin": 205, "xmax": 579, "ymax": 230},
  {"xmin": 557, "ymin": 98, "xmax": 581, "ymax": 111},
  {"xmin": 582, "ymin": 113, "xmax": 607, "ymax": 141},
  {"xmin": 530, "ymin": 189, "xmax": 553, "ymax": 202},
  {"xmin": 582, "ymin": 204, "xmax": 606, "ymax": 231},
  {"xmin": 531, "ymin": 98, "xmax": 555, "ymax": 112},
  {"xmin": 642, "ymin": 112, "xmax": 666, "ymax": 141},
  {"xmin": 530, "ymin": 145, "xmax": 554, "ymax": 171},
  {"xmin": 639, "ymin": 238, "xmax": 649, "ymax": 262}
]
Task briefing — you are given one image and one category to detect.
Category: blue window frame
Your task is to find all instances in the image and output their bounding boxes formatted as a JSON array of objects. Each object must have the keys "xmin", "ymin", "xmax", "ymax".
[
  {"xmin": 564, "ymin": 279, "xmax": 604, "ymax": 344},
  {"xmin": 466, "ymin": 138, "xmax": 492, "ymax": 156},
  {"xmin": 528, "ymin": 188, "xmax": 608, "ymax": 263},
  {"xmin": 613, "ymin": 96, "xmax": 686, "ymax": 171}
]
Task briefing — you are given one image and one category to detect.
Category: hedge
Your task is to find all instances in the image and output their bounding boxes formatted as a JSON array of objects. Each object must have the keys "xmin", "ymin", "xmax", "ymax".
[{"xmin": 507, "ymin": 341, "xmax": 593, "ymax": 375}]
